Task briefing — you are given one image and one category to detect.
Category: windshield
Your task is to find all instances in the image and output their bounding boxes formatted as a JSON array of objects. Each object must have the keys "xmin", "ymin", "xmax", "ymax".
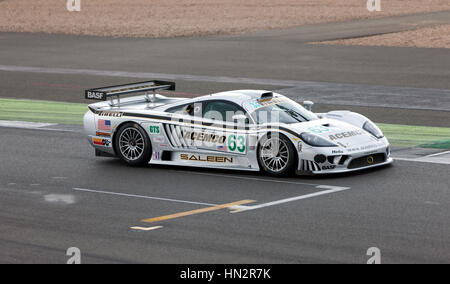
[{"xmin": 247, "ymin": 97, "xmax": 318, "ymax": 124}]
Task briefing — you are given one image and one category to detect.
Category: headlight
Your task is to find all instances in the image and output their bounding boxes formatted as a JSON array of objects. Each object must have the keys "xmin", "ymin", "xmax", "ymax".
[
  {"xmin": 300, "ymin": 133, "xmax": 337, "ymax": 147},
  {"xmin": 363, "ymin": 121, "xmax": 384, "ymax": 139}
]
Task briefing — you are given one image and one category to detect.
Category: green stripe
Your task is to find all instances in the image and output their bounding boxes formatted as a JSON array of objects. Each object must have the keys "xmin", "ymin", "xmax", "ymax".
[
  {"xmin": 419, "ymin": 140, "xmax": 450, "ymax": 149},
  {"xmin": 0, "ymin": 98, "xmax": 449, "ymax": 149},
  {"xmin": 0, "ymin": 98, "xmax": 86, "ymax": 125},
  {"xmin": 378, "ymin": 123, "xmax": 450, "ymax": 148}
]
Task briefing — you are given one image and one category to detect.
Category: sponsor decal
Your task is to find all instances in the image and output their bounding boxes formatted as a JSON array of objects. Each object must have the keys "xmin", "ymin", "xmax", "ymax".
[
  {"xmin": 257, "ymin": 97, "xmax": 284, "ymax": 105},
  {"xmin": 98, "ymin": 111, "xmax": 123, "ymax": 117},
  {"xmin": 308, "ymin": 125, "xmax": 330, "ymax": 134},
  {"xmin": 98, "ymin": 119, "xmax": 111, "ymax": 131},
  {"xmin": 332, "ymin": 150, "xmax": 344, "ymax": 154},
  {"xmin": 180, "ymin": 154, "xmax": 234, "ymax": 164},
  {"xmin": 153, "ymin": 136, "xmax": 166, "ymax": 143},
  {"xmin": 248, "ymin": 101, "xmax": 263, "ymax": 110},
  {"xmin": 149, "ymin": 125, "xmax": 160, "ymax": 134},
  {"xmin": 96, "ymin": 131, "xmax": 111, "ymax": 137},
  {"xmin": 183, "ymin": 131, "xmax": 247, "ymax": 153},
  {"xmin": 92, "ymin": 137, "xmax": 111, "ymax": 147},
  {"xmin": 158, "ymin": 143, "xmax": 169, "ymax": 148},
  {"xmin": 85, "ymin": 91, "xmax": 105, "ymax": 100},
  {"xmin": 329, "ymin": 130, "xmax": 364, "ymax": 141},
  {"xmin": 183, "ymin": 131, "xmax": 226, "ymax": 144},
  {"xmin": 182, "ymin": 130, "xmax": 246, "ymax": 154},
  {"xmin": 217, "ymin": 145, "xmax": 228, "ymax": 151},
  {"xmin": 347, "ymin": 143, "xmax": 382, "ymax": 153},
  {"xmin": 152, "ymin": 152, "xmax": 161, "ymax": 161},
  {"xmin": 247, "ymin": 97, "xmax": 285, "ymax": 111}
]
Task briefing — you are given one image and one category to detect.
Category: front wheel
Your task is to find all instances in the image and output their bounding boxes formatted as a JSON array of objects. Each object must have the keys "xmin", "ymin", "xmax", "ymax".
[
  {"xmin": 257, "ymin": 133, "xmax": 297, "ymax": 176},
  {"xmin": 114, "ymin": 123, "xmax": 152, "ymax": 166}
]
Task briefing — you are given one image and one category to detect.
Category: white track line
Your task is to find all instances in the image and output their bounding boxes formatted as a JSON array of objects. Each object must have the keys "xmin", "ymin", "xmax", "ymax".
[
  {"xmin": 73, "ymin": 187, "xmax": 217, "ymax": 207},
  {"xmin": 131, "ymin": 226, "xmax": 163, "ymax": 231},
  {"xmin": 178, "ymin": 170, "xmax": 343, "ymax": 188},
  {"xmin": 421, "ymin": 150, "xmax": 450, "ymax": 158},
  {"xmin": 230, "ymin": 185, "xmax": 350, "ymax": 213},
  {"xmin": 0, "ymin": 120, "xmax": 56, "ymax": 129},
  {"xmin": 393, "ymin": 157, "xmax": 450, "ymax": 165},
  {"xmin": 0, "ymin": 65, "xmax": 301, "ymax": 87},
  {"xmin": 0, "ymin": 120, "xmax": 78, "ymax": 132}
]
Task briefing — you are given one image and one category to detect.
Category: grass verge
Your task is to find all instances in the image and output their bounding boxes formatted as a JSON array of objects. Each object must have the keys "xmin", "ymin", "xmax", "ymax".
[
  {"xmin": 378, "ymin": 123, "xmax": 450, "ymax": 149},
  {"xmin": 0, "ymin": 98, "xmax": 86, "ymax": 125}
]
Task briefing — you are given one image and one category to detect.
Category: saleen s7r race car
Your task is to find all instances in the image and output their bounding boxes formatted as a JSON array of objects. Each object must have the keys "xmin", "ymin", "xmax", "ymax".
[{"xmin": 83, "ymin": 80, "xmax": 392, "ymax": 176}]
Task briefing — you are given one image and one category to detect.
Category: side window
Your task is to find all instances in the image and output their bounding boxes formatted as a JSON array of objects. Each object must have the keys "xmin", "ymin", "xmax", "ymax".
[
  {"xmin": 166, "ymin": 104, "xmax": 185, "ymax": 114},
  {"xmin": 167, "ymin": 103, "xmax": 202, "ymax": 117},
  {"xmin": 203, "ymin": 101, "xmax": 246, "ymax": 123}
]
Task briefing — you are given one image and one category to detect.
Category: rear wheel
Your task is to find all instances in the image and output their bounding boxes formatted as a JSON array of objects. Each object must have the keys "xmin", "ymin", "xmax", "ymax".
[
  {"xmin": 115, "ymin": 123, "xmax": 151, "ymax": 166},
  {"xmin": 257, "ymin": 133, "xmax": 297, "ymax": 176}
]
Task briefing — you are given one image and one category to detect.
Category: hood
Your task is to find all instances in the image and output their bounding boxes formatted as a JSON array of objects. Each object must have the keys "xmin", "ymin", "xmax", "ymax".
[{"xmin": 288, "ymin": 118, "xmax": 378, "ymax": 147}]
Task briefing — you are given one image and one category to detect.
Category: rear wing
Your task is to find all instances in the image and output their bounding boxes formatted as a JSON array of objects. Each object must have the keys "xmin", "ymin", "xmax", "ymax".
[{"xmin": 85, "ymin": 80, "xmax": 175, "ymax": 106}]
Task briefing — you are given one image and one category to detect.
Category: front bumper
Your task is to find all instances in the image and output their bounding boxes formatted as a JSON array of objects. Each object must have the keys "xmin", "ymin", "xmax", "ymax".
[{"xmin": 295, "ymin": 143, "xmax": 392, "ymax": 175}]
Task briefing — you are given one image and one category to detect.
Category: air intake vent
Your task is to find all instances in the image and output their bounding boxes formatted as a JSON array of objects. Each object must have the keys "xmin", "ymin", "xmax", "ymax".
[
  {"xmin": 348, "ymin": 154, "xmax": 386, "ymax": 169},
  {"xmin": 161, "ymin": 151, "xmax": 172, "ymax": 161},
  {"xmin": 260, "ymin": 92, "xmax": 273, "ymax": 100},
  {"xmin": 300, "ymin": 160, "xmax": 321, "ymax": 172}
]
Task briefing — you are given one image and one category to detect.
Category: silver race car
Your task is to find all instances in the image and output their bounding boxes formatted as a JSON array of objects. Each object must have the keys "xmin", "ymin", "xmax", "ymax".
[{"xmin": 83, "ymin": 80, "xmax": 392, "ymax": 176}]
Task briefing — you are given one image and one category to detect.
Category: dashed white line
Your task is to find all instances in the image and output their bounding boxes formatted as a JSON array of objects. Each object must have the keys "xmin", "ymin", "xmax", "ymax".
[
  {"xmin": 131, "ymin": 226, "xmax": 163, "ymax": 231},
  {"xmin": 0, "ymin": 65, "xmax": 300, "ymax": 87},
  {"xmin": 44, "ymin": 194, "xmax": 76, "ymax": 205}
]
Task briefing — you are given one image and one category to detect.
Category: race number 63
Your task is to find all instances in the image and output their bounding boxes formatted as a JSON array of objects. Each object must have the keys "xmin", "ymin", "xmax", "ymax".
[{"xmin": 228, "ymin": 135, "xmax": 246, "ymax": 153}]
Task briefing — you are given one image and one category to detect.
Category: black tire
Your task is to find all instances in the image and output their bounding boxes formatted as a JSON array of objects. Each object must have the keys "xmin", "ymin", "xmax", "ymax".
[
  {"xmin": 257, "ymin": 133, "xmax": 297, "ymax": 176},
  {"xmin": 114, "ymin": 122, "xmax": 152, "ymax": 166}
]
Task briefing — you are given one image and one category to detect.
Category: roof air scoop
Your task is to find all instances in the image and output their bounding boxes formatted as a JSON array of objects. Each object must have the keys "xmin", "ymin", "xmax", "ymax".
[{"xmin": 260, "ymin": 92, "xmax": 273, "ymax": 100}]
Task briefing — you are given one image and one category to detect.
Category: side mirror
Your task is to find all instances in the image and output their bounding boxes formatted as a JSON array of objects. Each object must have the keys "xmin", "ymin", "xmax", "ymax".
[
  {"xmin": 232, "ymin": 114, "xmax": 249, "ymax": 125},
  {"xmin": 303, "ymin": 101, "xmax": 314, "ymax": 111}
]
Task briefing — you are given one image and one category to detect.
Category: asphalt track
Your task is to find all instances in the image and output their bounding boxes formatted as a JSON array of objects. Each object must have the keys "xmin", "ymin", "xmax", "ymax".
[
  {"xmin": 0, "ymin": 126, "xmax": 449, "ymax": 263},
  {"xmin": 0, "ymin": 11, "xmax": 449, "ymax": 263}
]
